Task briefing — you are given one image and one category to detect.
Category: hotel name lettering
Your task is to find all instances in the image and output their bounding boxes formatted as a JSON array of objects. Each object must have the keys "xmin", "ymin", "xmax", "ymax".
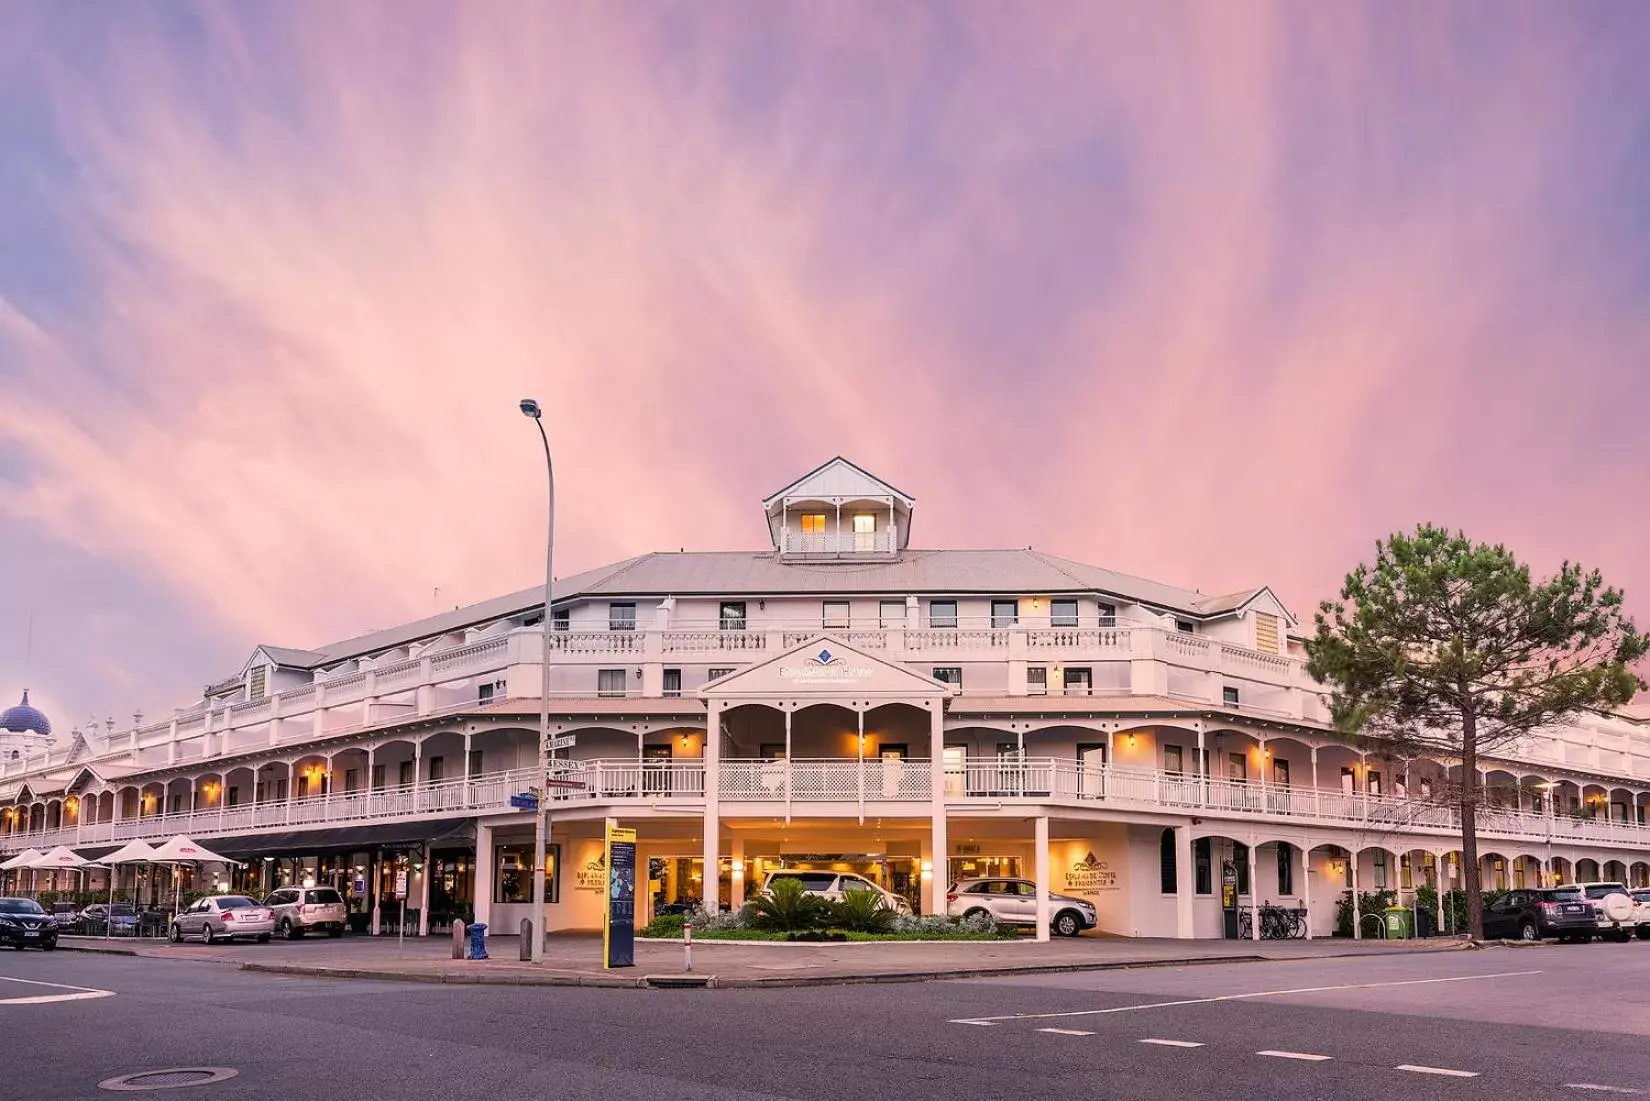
[{"xmin": 1066, "ymin": 853, "xmax": 1119, "ymax": 895}]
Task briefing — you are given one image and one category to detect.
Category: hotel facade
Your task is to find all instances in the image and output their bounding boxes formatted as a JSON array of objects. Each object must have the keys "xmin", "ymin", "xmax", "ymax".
[{"xmin": 3, "ymin": 458, "xmax": 1648, "ymax": 940}]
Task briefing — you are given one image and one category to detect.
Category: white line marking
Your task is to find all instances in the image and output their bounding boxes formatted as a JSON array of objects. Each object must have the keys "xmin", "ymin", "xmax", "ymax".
[
  {"xmin": 1258, "ymin": 1051, "xmax": 1332, "ymax": 1062},
  {"xmin": 1139, "ymin": 1039, "xmax": 1204, "ymax": 1048},
  {"xmin": 1037, "ymin": 1028, "xmax": 1095, "ymax": 1036},
  {"xmin": 952, "ymin": 1020, "xmax": 996, "ymax": 1026},
  {"xmin": 0, "ymin": 975, "xmax": 116, "ymax": 1006},
  {"xmin": 1397, "ymin": 1065, "xmax": 1479, "ymax": 1078},
  {"xmin": 946, "ymin": 970, "xmax": 1542, "ymax": 1025},
  {"xmin": 1565, "ymin": 1087, "xmax": 1643, "ymax": 1095}
]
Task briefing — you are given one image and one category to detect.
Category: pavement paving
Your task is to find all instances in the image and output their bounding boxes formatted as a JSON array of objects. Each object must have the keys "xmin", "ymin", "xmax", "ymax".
[
  {"xmin": 54, "ymin": 929, "xmax": 1472, "ymax": 987},
  {"xmin": 3, "ymin": 939, "xmax": 1649, "ymax": 1099}
]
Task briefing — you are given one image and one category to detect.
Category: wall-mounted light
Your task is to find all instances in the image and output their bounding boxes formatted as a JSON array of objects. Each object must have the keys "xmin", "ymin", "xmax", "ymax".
[
  {"xmin": 731, "ymin": 860, "xmax": 744, "ymax": 879},
  {"xmin": 1328, "ymin": 860, "xmax": 1345, "ymax": 878},
  {"xmin": 680, "ymin": 732, "xmax": 691, "ymax": 749},
  {"xmin": 302, "ymin": 877, "xmax": 316, "ymax": 888},
  {"xmin": 920, "ymin": 860, "xmax": 934, "ymax": 880},
  {"xmin": 1126, "ymin": 734, "xmax": 1137, "ymax": 747}
]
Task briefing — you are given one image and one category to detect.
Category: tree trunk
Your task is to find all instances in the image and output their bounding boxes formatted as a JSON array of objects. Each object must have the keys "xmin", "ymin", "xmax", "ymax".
[{"xmin": 1460, "ymin": 709, "xmax": 1484, "ymax": 941}]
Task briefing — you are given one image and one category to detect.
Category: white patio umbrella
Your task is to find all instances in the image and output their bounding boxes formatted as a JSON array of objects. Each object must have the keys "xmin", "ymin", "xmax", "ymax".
[
  {"xmin": 148, "ymin": 836, "xmax": 241, "ymax": 914},
  {"xmin": 97, "ymin": 839, "xmax": 160, "ymax": 939},
  {"xmin": 26, "ymin": 845, "xmax": 93, "ymax": 903},
  {"xmin": 0, "ymin": 849, "xmax": 43, "ymax": 896}
]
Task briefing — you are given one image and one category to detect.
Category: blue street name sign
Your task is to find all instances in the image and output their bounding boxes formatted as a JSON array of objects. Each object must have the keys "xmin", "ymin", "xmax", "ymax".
[{"xmin": 509, "ymin": 793, "xmax": 540, "ymax": 811}]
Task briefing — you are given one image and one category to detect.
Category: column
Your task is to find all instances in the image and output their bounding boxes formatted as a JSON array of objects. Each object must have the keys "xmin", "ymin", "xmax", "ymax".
[
  {"xmin": 1310, "ymin": 747, "xmax": 1320, "ymax": 816},
  {"xmin": 1351, "ymin": 851, "xmax": 1362, "ymax": 939},
  {"xmin": 418, "ymin": 840, "xmax": 431, "ymax": 936},
  {"xmin": 783, "ymin": 708, "xmax": 793, "ymax": 818},
  {"xmin": 1033, "ymin": 814, "xmax": 1051, "ymax": 942},
  {"xmin": 1249, "ymin": 836, "xmax": 1261, "ymax": 942},
  {"xmin": 473, "ymin": 823, "xmax": 494, "ymax": 931},
  {"xmin": 1174, "ymin": 825, "xmax": 1195, "ymax": 939},
  {"xmin": 370, "ymin": 849, "xmax": 381, "ymax": 935},
  {"xmin": 704, "ymin": 700, "xmax": 721, "ymax": 911},
  {"xmin": 1302, "ymin": 849, "xmax": 1313, "ymax": 940},
  {"xmin": 1196, "ymin": 729, "xmax": 1207, "ymax": 804},
  {"xmin": 928, "ymin": 704, "xmax": 947, "ymax": 915}
]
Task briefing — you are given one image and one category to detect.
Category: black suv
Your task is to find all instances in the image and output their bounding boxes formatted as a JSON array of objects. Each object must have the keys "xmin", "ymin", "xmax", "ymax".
[
  {"xmin": 0, "ymin": 897, "xmax": 57, "ymax": 950},
  {"xmin": 1481, "ymin": 888, "xmax": 1596, "ymax": 942}
]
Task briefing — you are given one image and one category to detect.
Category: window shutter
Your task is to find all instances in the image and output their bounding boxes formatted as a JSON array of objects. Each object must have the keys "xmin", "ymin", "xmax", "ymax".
[{"xmin": 1253, "ymin": 612, "xmax": 1280, "ymax": 653}]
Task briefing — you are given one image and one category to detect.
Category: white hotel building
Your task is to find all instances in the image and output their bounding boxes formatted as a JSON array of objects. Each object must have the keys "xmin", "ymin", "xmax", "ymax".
[{"xmin": 2, "ymin": 457, "xmax": 1648, "ymax": 939}]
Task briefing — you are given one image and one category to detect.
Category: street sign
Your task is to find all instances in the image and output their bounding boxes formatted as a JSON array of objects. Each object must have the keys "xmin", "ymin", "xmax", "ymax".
[
  {"xmin": 394, "ymin": 870, "xmax": 408, "ymax": 900},
  {"xmin": 548, "ymin": 734, "xmax": 577, "ymax": 751},
  {"xmin": 509, "ymin": 793, "xmax": 540, "ymax": 811}
]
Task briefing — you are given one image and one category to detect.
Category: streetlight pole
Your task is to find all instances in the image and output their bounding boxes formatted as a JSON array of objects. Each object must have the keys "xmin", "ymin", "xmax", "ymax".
[{"xmin": 520, "ymin": 398, "xmax": 554, "ymax": 963}]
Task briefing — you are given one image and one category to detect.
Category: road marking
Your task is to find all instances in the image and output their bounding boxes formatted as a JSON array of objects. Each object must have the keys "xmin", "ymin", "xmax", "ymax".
[
  {"xmin": 1397, "ymin": 1065, "xmax": 1479, "ymax": 1078},
  {"xmin": 1258, "ymin": 1051, "xmax": 1332, "ymax": 1062},
  {"xmin": 1037, "ymin": 1028, "xmax": 1095, "ymax": 1036},
  {"xmin": 946, "ymin": 969, "xmax": 1542, "ymax": 1025},
  {"xmin": 0, "ymin": 975, "xmax": 116, "ymax": 1006},
  {"xmin": 1565, "ymin": 1087, "xmax": 1643, "ymax": 1095},
  {"xmin": 952, "ymin": 1020, "xmax": 996, "ymax": 1026},
  {"xmin": 1139, "ymin": 1039, "xmax": 1204, "ymax": 1048}
]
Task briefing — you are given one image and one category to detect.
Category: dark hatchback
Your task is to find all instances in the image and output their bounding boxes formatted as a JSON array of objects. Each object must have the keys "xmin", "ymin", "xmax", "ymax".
[
  {"xmin": 1482, "ymin": 888, "xmax": 1597, "ymax": 942},
  {"xmin": 0, "ymin": 898, "xmax": 57, "ymax": 950}
]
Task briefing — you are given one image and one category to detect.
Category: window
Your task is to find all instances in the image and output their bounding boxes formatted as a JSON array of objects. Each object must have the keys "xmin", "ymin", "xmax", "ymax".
[
  {"xmin": 478, "ymin": 682, "xmax": 495, "ymax": 704},
  {"xmin": 823, "ymin": 600, "xmax": 851, "ymax": 629},
  {"xmin": 852, "ymin": 513, "xmax": 877, "ymax": 549},
  {"xmin": 468, "ymin": 750, "xmax": 483, "ymax": 778},
  {"xmin": 597, "ymin": 669, "xmax": 626, "ymax": 697},
  {"xmin": 226, "ymin": 785, "xmax": 239, "ymax": 807},
  {"xmin": 1272, "ymin": 759, "xmax": 1290, "ymax": 787},
  {"xmin": 1160, "ymin": 829, "xmax": 1178, "ymax": 894},
  {"xmin": 799, "ymin": 512, "xmax": 826, "ymax": 534},
  {"xmin": 879, "ymin": 600, "xmax": 905, "ymax": 628},
  {"xmin": 1164, "ymin": 745, "xmax": 1184, "ymax": 774},
  {"xmin": 398, "ymin": 762, "xmax": 413, "ymax": 787},
  {"xmin": 1234, "ymin": 843, "xmax": 1250, "ymax": 895},
  {"xmin": 551, "ymin": 608, "xmax": 569, "ymax": 632},
  {"xmin": 171, "ymin": 793, "xmax": 185, "ymax": 814},
  {"xmin": 1400, "ymin": 853, "xmax": 1414, "ymax": 890},
  {"xmin": 1227, "ymin": 753, "xmax": 1247, "ymax": 783},
  {"xmin": 1341, "ymin": 767, "xmax": 1356, "ymax": 793},
  {"xmin": 991, "ymin": 599, "xmax": 1018, "ymax": 628},
  {"xmin": 344, "ymin": 768, "xmax": 359, "ymax": 792},
  {"xmin": 495, "ymin": 843, "xmax": 558, "ymax": 904},
  {"xmin": 248, "ymin": 665, "xmax": 267, "ymax": 701},
  {"xmin": 1176, "ymin": 620, "xmax": 1195, "ymax": 633},
  {"xmin": 932, "ymin": 667, "xmax": 962, "ymax": 686},
  {"xmin": 929, "ymin": 600, "xmax": 958, "ymax": 628},
  {"xmin": 1277, "ymin": 843, "xmax": 1294, "ymax": 895},
  {"xmin": 1222, "ymin": 686, "xmax": 1240, "ymax": 707},
  {"xmin": 371, "ymin": 765, "xmax": 384, "ymax": 791},
  {"xmin": 1026, "ymin": 667, "xmax": 1047, "ymax": 695},
  {"xmin": 608, "ymin": 603, "xmax": 636, "ymax": 631},
  {"xmin": 1420, "ymin": 778, "xmax": 1432, "ymax": 800},
  {"xmin": 1367, "ymin": 771, "xmax": 1382, "ymax": 796},
  {"xmin": 663, "ymin": 669, "xmax": 681, "ymax": 698},
  {"xmin": 1254, "ymin": 611, "xmax": 1280, "ymax": 653},
  {"xmin": 707, "ymin": 667, "xmax": 734, "ymax": 682},
  {"xmin": 276, "ymin": 778, "xmax": 289, "ymax": 800},
  {"xmin": 1051, "ymin": 599, "xmax": 1079, "ymax": 627},
  {"xmin": 1195, "ymin": 838, "xmax": 1212, "ymax": 895},
  {"xmin": 1372, "ymin": 851, "xmax": 1388, "ymax": 889},
  {"xmin": 1098, "ymin": 602, "xmax": 1117, "ymax": 626},
  {"xmin": 428, "ymin": 757, "xmax": 445, "ymax": 783},
  {"xmin": 719, "ymin": 602, "xmax": 747, "ymax": 631},
  {"xmin": 759, "ymin": 743, "xmax": 787, "ymax": 760},
  {"xmin": 1062, "ymin": 667, "xmax": 1092, "ymax": 694}
]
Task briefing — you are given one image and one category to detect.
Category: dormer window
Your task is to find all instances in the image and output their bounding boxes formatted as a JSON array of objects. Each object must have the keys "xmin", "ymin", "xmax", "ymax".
[
  {"xmin": 248, "ymin": 665, "xmax": 267, "ymax": 701},
  {"xmin": 719, "ymin": 602, "xmax": 747, "ymax": 631},
  {"xmin": 608, "ymin": 603, "xmax": 636, "ymax": 631}
]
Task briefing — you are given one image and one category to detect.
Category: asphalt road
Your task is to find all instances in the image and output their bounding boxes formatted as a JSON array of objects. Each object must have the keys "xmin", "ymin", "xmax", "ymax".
[{"xmin": 2, "ymin": 943, "xmax": 1648, "ymax": 1099}]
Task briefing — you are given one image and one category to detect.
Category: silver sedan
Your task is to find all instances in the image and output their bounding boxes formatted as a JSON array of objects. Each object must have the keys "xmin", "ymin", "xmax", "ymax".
[{"xmin": 169, "ymin": 895, "xmax": 275, "ymax": 944}]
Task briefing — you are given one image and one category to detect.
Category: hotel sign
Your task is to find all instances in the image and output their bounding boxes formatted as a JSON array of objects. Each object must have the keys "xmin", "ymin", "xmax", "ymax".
[
  {"xmin": 778, "ymin": 648, "xmax": 875, "ymax": 686},
  {"xmin": 1065, "ymin": 852, "xmax": 1118, "ymax": 896}
]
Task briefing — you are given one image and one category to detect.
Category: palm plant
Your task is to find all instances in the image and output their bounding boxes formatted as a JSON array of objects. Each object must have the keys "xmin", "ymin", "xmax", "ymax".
[
  {"xmin": 746, "ymin": 876, "xmax": 829, "ymax": 932},
  {"xmin": 832, "ymin": 888, "xmax": 896, "ymax": 933}
]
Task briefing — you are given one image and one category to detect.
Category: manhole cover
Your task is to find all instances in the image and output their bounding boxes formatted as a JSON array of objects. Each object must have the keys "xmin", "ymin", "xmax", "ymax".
[{"xmin": 99, "ymin": 1068, "xmax": 239, "ymax": 1092}]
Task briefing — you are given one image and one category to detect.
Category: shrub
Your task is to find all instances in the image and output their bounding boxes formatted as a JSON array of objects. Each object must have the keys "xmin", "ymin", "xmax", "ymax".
[
  {"xmin": 745, "ymin": 877, "xmax": 829, "ymax": 932},
  {"xmin": 831, "ymin": 888, "xmax": 896, "ymax": 933},
  {"xmin": 1334, "ymin": 889, "xmax": 1395, "ymax": 937},
  {"xmin": 643, "ymin": 913, "xmax": 685, "ymax": 938}
]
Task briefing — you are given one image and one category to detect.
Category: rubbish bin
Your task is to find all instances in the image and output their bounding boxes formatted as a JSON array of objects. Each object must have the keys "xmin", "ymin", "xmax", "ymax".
[
  {"xmin": 466, "ymin": 922, "xmax": 488, "ymax": 960},
  {"xmin": 1415, "ymin": 907, "xmax": 1436, "ymax": 938},
  {"xmin": 1382, "ymin": 907, "xmax": 1413, "ymax": 940}
]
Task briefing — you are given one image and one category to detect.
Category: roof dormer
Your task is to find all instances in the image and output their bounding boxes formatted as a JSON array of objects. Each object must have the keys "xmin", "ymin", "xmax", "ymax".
[{"xmin": 763, "ymin": 457, "xmax": 913, "ymax": 561}]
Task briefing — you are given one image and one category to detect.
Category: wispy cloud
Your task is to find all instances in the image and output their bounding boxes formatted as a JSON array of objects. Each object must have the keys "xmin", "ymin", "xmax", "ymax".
[{"xmin": 2, "ymin": 2, "xmax": 1647, "ymax": 718}]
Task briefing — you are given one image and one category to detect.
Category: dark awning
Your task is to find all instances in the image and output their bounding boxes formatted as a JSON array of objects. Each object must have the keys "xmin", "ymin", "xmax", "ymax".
[{"xmin": 198, "ymin": 818, "xmax": 477, "ymax": 857}]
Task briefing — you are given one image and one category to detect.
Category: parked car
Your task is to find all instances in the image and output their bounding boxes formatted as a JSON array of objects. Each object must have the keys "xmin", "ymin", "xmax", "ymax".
[
  {"xmin": 759, "ymin": 870, "xmax": 912, "ymax": 914},
  {"xmin": 1630, "ymin": 889, "xmax": 1650, "ymax": 940},
  {"xmin": 263, "ymin": 886, "xmax": 349, "ymax": 939},
  {"xmin": 946, "ymin": 878, "xmax": 1096, "ymax": 937},
  {"xmin": 81, "ymin": 902, "xmax": 139, "ymax": 936},
  {"xmin": 1480, "ymin": 887, "xmax": 1597, "ymax": 942},
  {"xmin": 0, "ymin": 897, "xmax": 57, "ymax": 950},
  {"xmin": 1556, "ymin": 881, "xmax": 1639, "ymax": 942},
  {"xmin": 169, "ymin": 895, "xmax": 274, "ymax": 945},
  {"xmin": 49, "ymin": 901, "xmax": 82, "ymax": 930}
]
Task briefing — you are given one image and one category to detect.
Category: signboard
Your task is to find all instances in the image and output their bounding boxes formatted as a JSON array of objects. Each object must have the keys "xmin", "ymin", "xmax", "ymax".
[
  {"xmin": 778, "ymin": 647, "xmax": 874, "ymax": 685},
  {"xmin": 548, "ymin": 734, "xmax": 578, "ymax": 751},
  {"xmin": 603, "ymin": 825, "xmax": 637, "ymax": 970},
  {"xmin": 1064, "ymin": 851, "xmax": 1118, "ymax": 896},
  {"xmin": 509, "ymin": 793, "xmax": 540, "ymax": 811},
  {"xmin": 394, "ymin": 870, "xmax": 408, "ymax": 900}
]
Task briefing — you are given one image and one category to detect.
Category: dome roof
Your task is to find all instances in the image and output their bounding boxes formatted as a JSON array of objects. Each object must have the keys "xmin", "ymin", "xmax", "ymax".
[{"xmin": 0, "ymin": 691, "xmax": 51, "ymax": 737}]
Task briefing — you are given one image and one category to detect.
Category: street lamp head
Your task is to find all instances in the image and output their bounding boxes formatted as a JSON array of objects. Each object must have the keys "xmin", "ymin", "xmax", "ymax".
[{"xmin": 519, "ymin": 398, "xmax": 542, "ymax": 419}]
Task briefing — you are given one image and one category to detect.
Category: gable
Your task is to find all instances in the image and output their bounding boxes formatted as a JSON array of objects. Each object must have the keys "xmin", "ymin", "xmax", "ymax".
[
  {"xmin": 700, "ymin": 634, "xmax": 955, "ymax": 701},
  {"xmin": 763, "ymin": 458, "xmax": 914, "ymax": 507}
]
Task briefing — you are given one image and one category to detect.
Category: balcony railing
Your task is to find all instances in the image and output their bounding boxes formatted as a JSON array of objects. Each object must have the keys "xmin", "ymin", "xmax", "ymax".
[{"xmin": 781, "ymin": 531, "xmax": 895, "ymax": 555}]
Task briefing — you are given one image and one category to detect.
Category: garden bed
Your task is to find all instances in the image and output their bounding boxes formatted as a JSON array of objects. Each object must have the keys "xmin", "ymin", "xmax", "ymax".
[{"xmin": 639, "ymin": 926, "xmax": 1015, "ymax": 942}]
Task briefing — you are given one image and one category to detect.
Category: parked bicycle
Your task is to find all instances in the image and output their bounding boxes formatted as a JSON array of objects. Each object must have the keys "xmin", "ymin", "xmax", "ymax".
[{"xmin": 1236, "ymin": 902, "xmax": 1309, "ymax": 939}]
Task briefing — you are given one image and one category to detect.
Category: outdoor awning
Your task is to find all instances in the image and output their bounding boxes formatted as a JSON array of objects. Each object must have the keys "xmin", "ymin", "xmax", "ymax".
[
  {"xmin": 149, "ymin": 835, "xmax": 238, "ymax": 865},
  {"xmin": 197, "ymin": 818, "xmax": 476, "ymax": 858},
  {"xmin": 86, "ymin": 839, "xmax": 159, "ymax": 865},
  {"xmin": 0, "ymin": 849, "xmax": 42, "ymax": 871},
  {"xmin": 26, "ymin": 845, "xmax": 91, "ymax": 869}
]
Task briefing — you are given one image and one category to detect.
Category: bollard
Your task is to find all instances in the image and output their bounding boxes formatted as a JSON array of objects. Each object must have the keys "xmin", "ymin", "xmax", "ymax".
[
  {"xmin": 520, "ymin": 917, "xmax": 533, "ymax": 961},
  {"xmin": 683, "ymin": 921, "xmax": 693, "ymax": 973},
  {"xmin": 451, "ymin": 919, "xmax": 466, "ymax": 959},
  {"xmin": 466, "ymin": 922, "xmax": 488, "ymax": 960}
]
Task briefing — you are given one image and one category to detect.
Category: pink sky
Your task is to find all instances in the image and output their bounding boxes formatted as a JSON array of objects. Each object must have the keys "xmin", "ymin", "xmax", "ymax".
[{"xmin": 1, "ymin": 3, "xmax": 1647, "ymax": 724}]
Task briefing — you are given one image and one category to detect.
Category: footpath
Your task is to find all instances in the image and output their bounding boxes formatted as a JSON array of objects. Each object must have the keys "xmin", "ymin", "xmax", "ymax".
[{"xmin": 56, "ymin": 930, "xmax": 1471, "ymax": 989}]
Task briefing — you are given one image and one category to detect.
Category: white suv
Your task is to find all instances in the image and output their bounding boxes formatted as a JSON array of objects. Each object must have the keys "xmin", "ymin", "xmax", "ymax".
[
  {"xmin": 1630, "ymin": 888, "xmax": 1650, "ymax": 940},
  {"xmin": 947, "ymin": 878, "xmax": 1096, "ymax": 937},
  {"xmin": 1556, "ymin": 882, "xmax": 1638, "ymax": 942},
  {"xmin": 759, "ymin": 870, "xmax": 911, "ymax": 913}
]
